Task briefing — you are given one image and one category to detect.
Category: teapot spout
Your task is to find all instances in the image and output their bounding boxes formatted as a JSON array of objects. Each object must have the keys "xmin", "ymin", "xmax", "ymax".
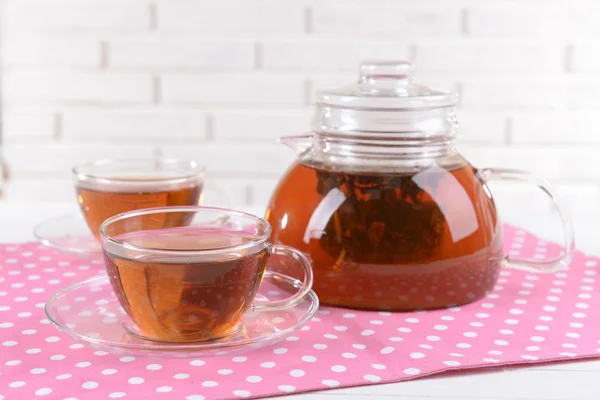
[{"xmin": 278, "ymin": 134, "xmax": 313, "ymax": 156}]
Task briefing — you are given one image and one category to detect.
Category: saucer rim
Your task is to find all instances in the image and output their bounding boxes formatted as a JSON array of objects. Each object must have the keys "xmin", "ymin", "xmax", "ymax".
[
  {"xmin": 45, "ymin": 272, "xmax": 320, "ymax": 354},
  {"xmin": 33, "ymin": 213, "xmax": 101, "ymax": 256}
]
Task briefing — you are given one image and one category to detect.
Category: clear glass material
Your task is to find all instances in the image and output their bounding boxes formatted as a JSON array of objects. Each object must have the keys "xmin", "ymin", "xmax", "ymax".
[
  {"xmin": 479, "ymin": 168, "xmax": 574, "ymax": 272},
  {"xmin": 99, "ymin": 206, "xmax": 314, "ymax": 343},
  {"xmin": 266, "ymin": 60, "xmax": 574, "ymax": 311},
  {"xmin": 45, "ymin": 273, "xmax": 318, "ymax": 358},
  {"xmin": 282, "ymin": 61, "xmax": 460, "ymax": 173},
  {"xmin": 315, "ymin": 60, "xmax": 457, "ymax": 110},
  {"xmin": 73, "ymin": 159, "xmax": 206, "ymax": 239},
  {"xmin": 33, "ymin": 214, "xmax": 105, "ymax": 260},
  {"xmin": 35, "ymin": 159, "xmax": 231, "ymax": 259}
]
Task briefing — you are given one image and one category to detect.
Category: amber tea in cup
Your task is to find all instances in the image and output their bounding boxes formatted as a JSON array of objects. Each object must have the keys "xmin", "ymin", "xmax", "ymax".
[
  {"xmin": 99, "ymin": 206, "xmax": 313, "ymax": 343},
  {"xmin": 73, "ymin": 159, "xmax": 204, "ymax": 239}
]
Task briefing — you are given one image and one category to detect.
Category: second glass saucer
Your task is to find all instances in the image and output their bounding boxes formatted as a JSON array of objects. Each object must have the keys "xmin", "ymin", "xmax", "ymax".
[
  {"xmin": 45, "ymin": 271, "xmax": 319, "ymax": 358},
  {"xmin": 33, "ymin": 213, "xmax": 101, "ymax": 259}
]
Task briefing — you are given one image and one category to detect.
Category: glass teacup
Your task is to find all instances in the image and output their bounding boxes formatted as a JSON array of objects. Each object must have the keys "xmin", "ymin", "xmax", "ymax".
[
  {"xmin": 73, "ymin": 159, "xmax": 227, "ymax": 239},
  {"xmin": 99, "ymin": 206, "xmax": 314, "ymax": 343}
]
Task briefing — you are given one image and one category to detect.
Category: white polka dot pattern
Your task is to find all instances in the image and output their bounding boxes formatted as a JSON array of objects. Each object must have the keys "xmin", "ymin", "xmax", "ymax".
[{"xmin": 0, "ymin": 226, "xmax": 598, "ymax": 399}]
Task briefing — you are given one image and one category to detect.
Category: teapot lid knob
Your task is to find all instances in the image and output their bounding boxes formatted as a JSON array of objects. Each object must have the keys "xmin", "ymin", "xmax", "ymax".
[
  {"xmin": 359, "ymin": 60, "xmax": 413, "ymax": 82},
  {"xmin": 358, "ymin": 60, "xmax": 415, "ymax": 95}
]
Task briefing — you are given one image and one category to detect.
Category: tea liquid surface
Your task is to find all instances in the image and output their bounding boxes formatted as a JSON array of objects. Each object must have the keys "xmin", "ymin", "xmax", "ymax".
[
  {"xmin": 103, "ymin": 229, "xmax": 268, "ymax": 342},
  {"xmin": 266, "ymin": 162, "xmax": 503, "ymax": 310}
]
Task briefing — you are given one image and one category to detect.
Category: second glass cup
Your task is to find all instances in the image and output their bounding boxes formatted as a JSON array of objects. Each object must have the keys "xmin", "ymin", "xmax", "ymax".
[{"xmin": 73, "ymin": 159, "xmax": 228, "ymax": 239}]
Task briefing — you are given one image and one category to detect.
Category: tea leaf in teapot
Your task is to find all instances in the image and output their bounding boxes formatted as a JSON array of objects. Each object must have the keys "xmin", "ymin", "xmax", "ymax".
[{"xmin": 315, "ymin": 169, "xmax": 445, "ymax": 264}]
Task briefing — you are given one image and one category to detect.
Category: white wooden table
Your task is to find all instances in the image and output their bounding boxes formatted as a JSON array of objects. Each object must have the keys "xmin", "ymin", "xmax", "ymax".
[{"xmin": 1, "ymin": 202, "xmax": 599, "ymax": 400}]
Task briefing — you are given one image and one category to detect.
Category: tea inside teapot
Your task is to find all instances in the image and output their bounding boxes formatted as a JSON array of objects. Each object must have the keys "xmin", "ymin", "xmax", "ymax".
[{"xmin": 267, "ymin": 151, "xmax": 502, "ymax": 310}]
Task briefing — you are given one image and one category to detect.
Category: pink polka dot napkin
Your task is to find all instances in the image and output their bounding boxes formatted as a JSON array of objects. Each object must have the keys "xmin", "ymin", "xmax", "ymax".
[{"xmin": 1, "ymin": 225, "xmax": 599, "ymax": 400}]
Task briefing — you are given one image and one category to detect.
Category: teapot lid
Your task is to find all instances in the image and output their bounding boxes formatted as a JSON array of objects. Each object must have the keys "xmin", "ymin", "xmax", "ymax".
[{"xmin": 315, "ymin": 60, "xmax": 457, "ymax": 110}]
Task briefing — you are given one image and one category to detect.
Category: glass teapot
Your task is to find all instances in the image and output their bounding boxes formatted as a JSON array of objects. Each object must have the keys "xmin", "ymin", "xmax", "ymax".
[{"xmin": 265, "ymin": 60, "xmax": 574, "ymax": 311}]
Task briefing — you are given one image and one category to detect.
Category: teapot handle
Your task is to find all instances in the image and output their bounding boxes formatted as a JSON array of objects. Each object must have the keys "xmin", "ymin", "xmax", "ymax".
[{"xmin": 479, "ymin": 168, "xmax": 575, "ymax": 273}]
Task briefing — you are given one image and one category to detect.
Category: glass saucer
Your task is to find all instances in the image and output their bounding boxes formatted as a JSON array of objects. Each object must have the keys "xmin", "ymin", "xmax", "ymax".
[
  {"xmin": 45, "ymin": 272, "xmax": 319, "ymax": 358},
  {"xmin": 33, "ymin": 213, "xmax": 101, "ymax": 259}
]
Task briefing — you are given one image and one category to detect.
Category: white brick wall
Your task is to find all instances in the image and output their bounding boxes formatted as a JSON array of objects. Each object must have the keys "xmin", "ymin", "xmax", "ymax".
[
  {"xmin": 1, "ymin": 0, "xmax": 599, "ymax": 211},
  {"xmin": 466, "ymin": 6, "xmax": 565, "ymax": 37},
  {"xmin": 415, "ymin": 40, "xmax": 565, "ymax": 73},
  {"xmin": 3, "ymin": 71, "xmax": 153, "ymax": 103},
  {"xmin": 311, "ymin": 6, "xmax": 461, "ymax": 36},
  {"xmin": 466, "ymin": 5, "xmax": 600, "ymax": 37},
  {"xmin": 109, "ymin": 39, "xmax": 255, "ymax": 70},
  {"xmin": 3, "ymin": 144, "xmax": 158, "ymax": 176},
  {"xmin": 212, "ymin": 109, "xmax": 312, "ymax": 141},
  {"xmin": 157, "ymin": 2, "xmax": 305, "ymax": 35},
  {"xmin": 61, "ymin": 108, "xmax": 208, "ymax": 141},
  {"xmin": 571, "ymin": 42, "xmax": 600, "ymax": 72},
  {"xmin": 455, "ymin": 111, "xmax": 508, "ymax": 144},
  {"xmin": 4, "ymin": 1, "xmax": 151, "ymax": 32},
  {"xmin": 160, "ymin": 144, "xmax": 295, "ymax": 176},
  {"xmin": 262, "ymin": 40, "xmax": 411, "ymax": 71},
  {"xmin": 161, "ymin": 73, "xmax": 305, "ymax": 105},
  {"xmin": 3, "ymin": 108, "xmax": 56, "ymax": 140},
  {"xmin": 2, "ymin": 36, "xmax": 101, "ymax": 68},
  {"xmin": 511, "ymin": 112, "xmax": 599, "ymax": 144}
]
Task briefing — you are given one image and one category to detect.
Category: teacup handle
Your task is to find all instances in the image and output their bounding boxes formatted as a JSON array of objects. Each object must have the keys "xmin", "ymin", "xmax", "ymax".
[
  {"xmin": 251, "ymin": 245, "xmax": 314, "ymax": 312},
  {"xmin": 480, "ymin": 168, "xmax": 575, "ymax": 273}
]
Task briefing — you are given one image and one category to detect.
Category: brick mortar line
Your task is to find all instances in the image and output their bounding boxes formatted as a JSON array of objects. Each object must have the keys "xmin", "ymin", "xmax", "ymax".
[
  {"xmin": 304, "ymin": 7, "xmax": 313, "ymax": 34},
  {"xmin": 505, "ymin": 117, "xmax": 513, "ymax": 145},
  {"xmin": 152, "ymin": 76, "xmax": 161, "ymax": 104},
  {"xmin": 149, "ymin": 3, "xmax": 158, "ymax": 31},
  {"xmin": 461, "ymin": 7, "xmax": 469, "ymax": 35},
  {"xmin": 53, "ymin": 113, "xmax": 63, "ymax": 141},
  {"xmin": 100, "ymin": 41, "xmax": 109, "ymax": 69},
  {"xmin": 564, "ymin": 44, "xmax": 574, "ymax": 73},
  {"xmin": 205, "ymin": 114, "xmax": 215, "ymax": 141},
  {"xmin": 254, "ymin": 42, "xmax": 263, "ymax": 70}
]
